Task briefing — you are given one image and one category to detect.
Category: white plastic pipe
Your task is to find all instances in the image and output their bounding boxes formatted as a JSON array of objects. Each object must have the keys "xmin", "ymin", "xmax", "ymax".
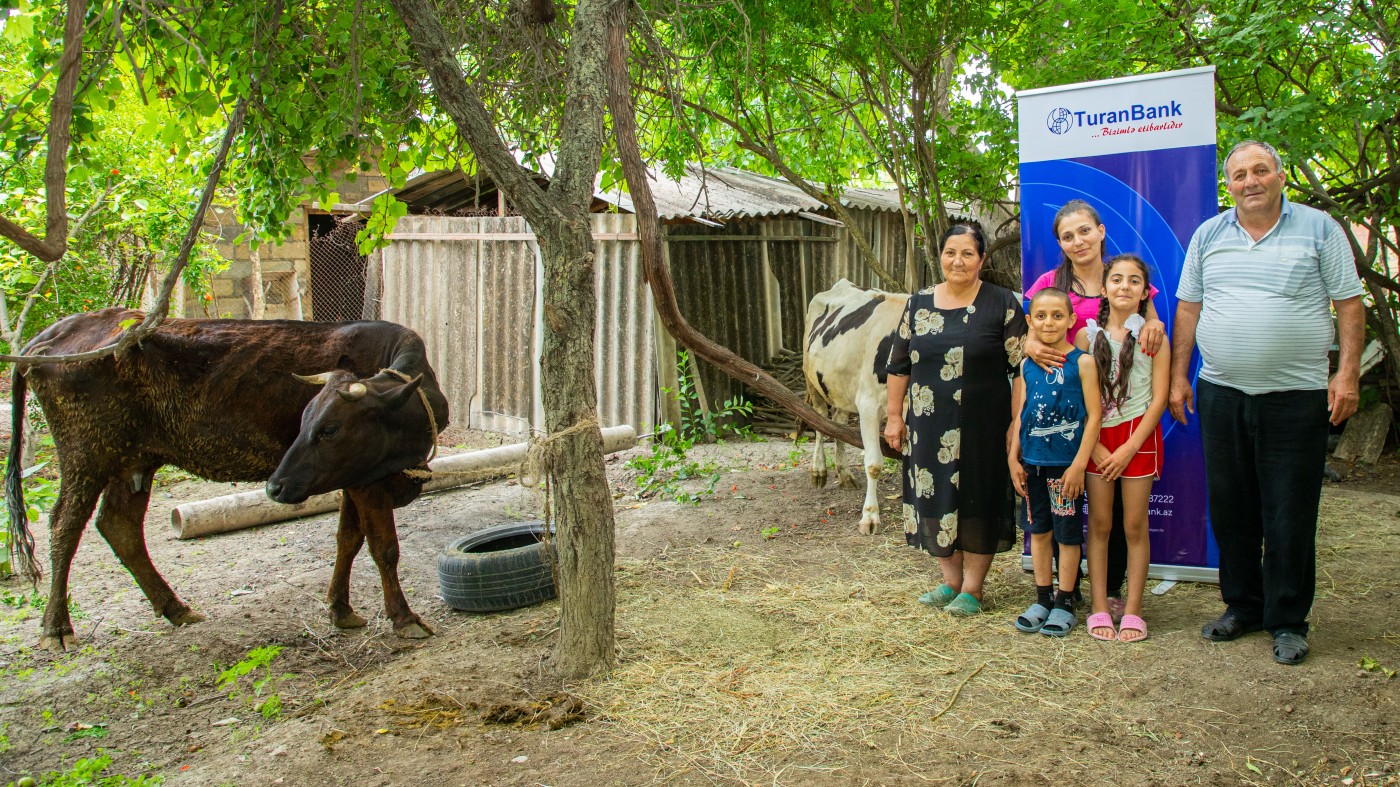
[{"xmin": 170, "ymin": 424, "xmax": 637, "ymax": 539}]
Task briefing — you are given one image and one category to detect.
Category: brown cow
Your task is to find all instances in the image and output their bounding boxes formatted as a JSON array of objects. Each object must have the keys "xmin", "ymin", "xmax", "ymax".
[{"xmin": 4, "ymin": 308, "xmax": 449, "ymax": 651}]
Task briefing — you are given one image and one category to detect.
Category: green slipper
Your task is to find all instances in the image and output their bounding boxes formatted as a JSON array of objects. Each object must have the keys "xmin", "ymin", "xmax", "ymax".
[
  {"xmin": 944, "ymin": 592, "xmax": 982, "ymax": 617},
  {"xmin": 919, "ymin": 584, "xmax": 958, "ymax": 606}
]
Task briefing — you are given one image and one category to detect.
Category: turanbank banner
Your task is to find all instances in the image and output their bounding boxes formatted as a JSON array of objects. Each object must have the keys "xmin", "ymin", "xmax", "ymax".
[{"xmin": 1017, "ymin": 66, "xmax": 1220, "ymax": 581}]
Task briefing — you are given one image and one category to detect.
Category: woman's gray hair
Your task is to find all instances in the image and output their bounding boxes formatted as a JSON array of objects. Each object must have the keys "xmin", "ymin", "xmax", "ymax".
[{"xmin": 1223, "ymin": 140, "xmax": 1283, "ymax": 174}]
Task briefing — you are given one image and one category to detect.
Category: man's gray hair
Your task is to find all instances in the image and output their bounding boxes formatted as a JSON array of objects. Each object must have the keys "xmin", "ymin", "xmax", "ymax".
[{"xmin": 1223, "ymin": 140, "xmax": 1284, "ymax": 175}]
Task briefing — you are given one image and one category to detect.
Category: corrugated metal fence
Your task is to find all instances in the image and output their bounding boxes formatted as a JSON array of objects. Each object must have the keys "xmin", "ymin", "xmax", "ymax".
[
  {"xmin": 376, "ymin": 210, "xmax": 905, "ymax": 438},
  {"xmin": 378, "ymin": 214, "xmax": 657, "ymax": 437},
  {"xmin": 664, "ymin": 213, "xmax": 905, "ymax": 411}
]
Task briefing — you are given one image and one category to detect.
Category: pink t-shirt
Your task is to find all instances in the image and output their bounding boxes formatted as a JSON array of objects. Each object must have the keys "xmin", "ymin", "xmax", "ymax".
[{"xmin": 1025, "ymin": 269, "xmax": 1159, "ymax": 338}]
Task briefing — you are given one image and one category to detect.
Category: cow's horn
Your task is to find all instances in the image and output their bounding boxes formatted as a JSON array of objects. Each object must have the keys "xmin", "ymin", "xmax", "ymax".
[
  {"xmin": 294, "ymin": 372, "xmax": 335, "ymax": 386},
  {"xmin": 339, "ymin": 382, "xmax": 368, "ymax": 402}
]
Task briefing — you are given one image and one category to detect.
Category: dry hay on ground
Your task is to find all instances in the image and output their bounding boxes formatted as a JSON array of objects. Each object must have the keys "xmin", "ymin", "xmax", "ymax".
[{"xmin": 584, "ymin": 542, "xmax": 1193, "ymax": 783}]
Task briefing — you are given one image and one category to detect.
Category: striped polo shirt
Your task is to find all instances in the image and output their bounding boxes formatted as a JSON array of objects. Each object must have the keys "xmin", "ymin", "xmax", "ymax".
[{"xmin": 1177, "ymin": 196, "xmax": 1364, "ymax": 394}]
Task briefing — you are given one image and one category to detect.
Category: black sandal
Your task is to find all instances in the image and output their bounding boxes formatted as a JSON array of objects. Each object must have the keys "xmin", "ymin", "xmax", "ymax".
[
  {"xmin": 1201, "ymin": 611, "xmax": 1263, "ymax": 642},
  {"xmin": 1272, "ymin": 632, "xmax": 1309, "ymax": 665}
]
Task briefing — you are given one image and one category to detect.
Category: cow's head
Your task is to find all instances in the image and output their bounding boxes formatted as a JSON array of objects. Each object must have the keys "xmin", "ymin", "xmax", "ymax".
[{"xmin": 265, "ymin": 370, "xmax": 437, "ymax": 504}]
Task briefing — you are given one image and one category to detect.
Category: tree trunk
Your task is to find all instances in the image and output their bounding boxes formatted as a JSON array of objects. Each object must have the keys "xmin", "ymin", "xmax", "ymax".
[
  {"xmin": 389, "ymin": 0, "xmax": 620, "ymax": 680},
  {"xmin": 1363, "ymin": 281, "xmax": 1400, "ymax": 395},
  {"xmin": 537, "ymin": 224, "xmax": 617, "ymax": 679},
  {"xmin": 248, "ymin": 245, "xmax": 266, "ymax": 319}
]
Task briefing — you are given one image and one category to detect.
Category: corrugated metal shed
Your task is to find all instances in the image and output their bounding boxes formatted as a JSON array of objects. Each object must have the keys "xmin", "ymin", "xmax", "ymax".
[
  {"xmin": 377, "ymin": 214, "xmax": 656, "ymax": 437},
  {"xmin": 372, "ymin": 165, "xmax": 1018, "ymax": 436},
  {"xmin": 375, "ymin": 163, "xmax": 913, "ymax": 224},
  {"xmin": 595, "ymin": 165, "xmax": 903, "ymax": 221}
]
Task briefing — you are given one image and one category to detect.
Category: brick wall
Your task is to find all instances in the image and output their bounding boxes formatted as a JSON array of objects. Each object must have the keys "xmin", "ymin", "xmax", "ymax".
[{"xmin": 189, "ymin": 170, "xmax": 387, "ymax": 320}]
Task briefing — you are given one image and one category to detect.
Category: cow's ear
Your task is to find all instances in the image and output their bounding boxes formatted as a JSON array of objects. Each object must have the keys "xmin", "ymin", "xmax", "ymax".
[
  {"xmin": 294, "ymin": 372, "xmax": 335, "ymax": 386},
  {"xmin": 380, "ymin": 374, "xmax": 424, "ymax": 410}
]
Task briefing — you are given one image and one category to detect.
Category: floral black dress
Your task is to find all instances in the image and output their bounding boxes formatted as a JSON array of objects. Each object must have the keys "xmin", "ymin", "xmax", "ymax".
[{"xmin": 886, "ymin": 283, "xmax": 1026, "ymax": 558}]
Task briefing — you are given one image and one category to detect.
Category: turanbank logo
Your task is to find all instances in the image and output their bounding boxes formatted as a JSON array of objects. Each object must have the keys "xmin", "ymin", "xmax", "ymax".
[
  {"xmin": 1045, "ymin": 101, "xmax": 1184, "ymax": 138},
  {"xmin": 1047, "ymin": 107, "xmax": 1075, "ymax": 135}
]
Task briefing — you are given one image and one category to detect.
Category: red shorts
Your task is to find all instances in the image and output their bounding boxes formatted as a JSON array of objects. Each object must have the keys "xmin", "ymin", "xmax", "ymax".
[{"xmin": 1088, "ymin": 414, "xmax": 1162, "ymax": 479}]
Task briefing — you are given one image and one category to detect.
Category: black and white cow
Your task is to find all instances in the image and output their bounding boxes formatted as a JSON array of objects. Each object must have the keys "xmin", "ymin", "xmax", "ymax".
[{"xmin": 803, "ymin": 279, "xmax": 909, "ymax": 534}]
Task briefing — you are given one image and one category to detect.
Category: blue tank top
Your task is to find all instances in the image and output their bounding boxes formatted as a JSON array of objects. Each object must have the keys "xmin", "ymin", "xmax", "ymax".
[{"xmin": 1020, "ymin": 348, "xmax": 1089, "ymax": 467}]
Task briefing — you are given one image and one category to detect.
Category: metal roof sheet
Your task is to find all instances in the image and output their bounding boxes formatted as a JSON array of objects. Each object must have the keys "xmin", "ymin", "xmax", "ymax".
[
  {"xmin": 595, "ymin": 165, "xmax": 904, "ymax": 220},
  {"xmin": 376, "ymin": 163, "xmax": 911, "ymax": 222}
]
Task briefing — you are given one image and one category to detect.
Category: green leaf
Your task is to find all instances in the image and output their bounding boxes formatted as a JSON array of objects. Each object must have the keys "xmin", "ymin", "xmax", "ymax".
[{"xmin": 1, "ymin": 11, "xmax": 33, "ymax": 41}]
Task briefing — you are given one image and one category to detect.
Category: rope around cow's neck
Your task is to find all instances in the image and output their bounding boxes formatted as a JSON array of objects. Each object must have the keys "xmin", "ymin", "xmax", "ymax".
[
  {"xmin": 394, "ymin": 414, "xmax": 601, "ymax": 545},
  {"xmin": 379, "ymin": 367, "xmax": 438, "ymax": 464},
  {"xmin": 381, "ymin": 363, "xmax": 601, "ymax": 540}
]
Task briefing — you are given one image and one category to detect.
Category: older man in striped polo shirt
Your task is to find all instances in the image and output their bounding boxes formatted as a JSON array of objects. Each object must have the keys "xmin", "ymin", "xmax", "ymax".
[{"xmin": 1169, "ymin": 140, "xmax": 1365, "ymax": 666}]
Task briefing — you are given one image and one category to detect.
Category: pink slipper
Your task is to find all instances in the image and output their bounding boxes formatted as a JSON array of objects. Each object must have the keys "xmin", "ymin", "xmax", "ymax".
[
  {"xmin": 1117, "ymin": 614, "xmax": 1148, "ymax": 643},
  {"xmin": 1087, "ymin": 612, "xmax": 1116, "ymax": 641}
]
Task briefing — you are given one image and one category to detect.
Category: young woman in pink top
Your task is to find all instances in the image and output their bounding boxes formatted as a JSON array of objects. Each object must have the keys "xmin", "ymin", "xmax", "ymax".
[{"xmin": 1023, "ymin": 200, "xmax": 1166, "ymax": 619}]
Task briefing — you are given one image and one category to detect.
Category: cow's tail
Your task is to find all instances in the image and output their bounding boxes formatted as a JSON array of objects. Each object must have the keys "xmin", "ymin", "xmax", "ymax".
[{"xmin": 5, "ymin": 368, "xmax": 39, "ymax": 582}]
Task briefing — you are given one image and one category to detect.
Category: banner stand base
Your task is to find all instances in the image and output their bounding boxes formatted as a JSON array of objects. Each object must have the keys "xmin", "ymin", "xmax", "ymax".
[{"xmin": 1019, "ymin": 555, "xmax": 1219, "ymax": 585}]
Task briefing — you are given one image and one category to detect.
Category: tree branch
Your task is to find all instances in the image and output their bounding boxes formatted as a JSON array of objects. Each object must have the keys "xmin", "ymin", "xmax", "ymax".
[
  {"xmin": 659, "ymin": 89, "xmax": 903, "ymax": 290},
  {"xmin": 608, "ymin": 14, "xmax": 889, "ymax": 457},
  {"xmin": 4, "ymin": 1, "xmax": 282, "ymax": 365},
  {"xmin": 388, "ymin": 0, "xmax": 559, "ymax": 230},
  {"xmin": 0, "ymin": 0, "xmax": 87, "ymax": 262}
]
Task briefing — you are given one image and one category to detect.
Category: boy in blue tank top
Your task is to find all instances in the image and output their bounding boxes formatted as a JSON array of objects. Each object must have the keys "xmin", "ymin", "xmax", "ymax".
[{"xmin": 1009, "ymin": 288, "xmax": 1102, "ymax": 637}]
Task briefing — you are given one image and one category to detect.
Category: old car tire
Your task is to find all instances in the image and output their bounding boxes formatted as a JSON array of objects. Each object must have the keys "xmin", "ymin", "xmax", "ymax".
[{"xmin": 437, "ymin": 520, "xmax": 557, "ymax": 612}]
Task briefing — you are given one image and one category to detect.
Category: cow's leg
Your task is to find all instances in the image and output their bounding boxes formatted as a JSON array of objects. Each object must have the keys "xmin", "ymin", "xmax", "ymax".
[
  {"xmin": 856, "ymin": 396, "xmax": 885, "ymax": 535},
  {"xmin": 37, "ymin": 475, "xmax": 104, "ymax": 651},
  {"xmin": 327, "ymin": 494, "xmax": 368, "ymax": 629},
  {"xmin": 93, "ymin": 474, "xmax": 205, "ymax": 629},
  {"xmin": 345, "ymin": 485, "xmax": 433, "ymax": 639},
  {"xmin": 833, "ymin": 411, "xmax": 860, "ymax": 490},
  {"xmin": 809, "ymin": 410, "xmax": 829, "ymax": 487}
]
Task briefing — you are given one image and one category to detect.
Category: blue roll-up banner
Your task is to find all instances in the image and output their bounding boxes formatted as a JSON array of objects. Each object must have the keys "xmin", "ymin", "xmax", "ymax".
[{"xmin": 1017, "ymin": 66, "xmax": 1220, "ymax": 582}]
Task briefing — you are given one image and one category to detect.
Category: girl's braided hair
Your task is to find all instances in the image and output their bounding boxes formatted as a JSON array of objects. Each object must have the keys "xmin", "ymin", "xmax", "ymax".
[{"xmin": 1092, "ymin": 254, "xmax": 1152, "ymax": 414}]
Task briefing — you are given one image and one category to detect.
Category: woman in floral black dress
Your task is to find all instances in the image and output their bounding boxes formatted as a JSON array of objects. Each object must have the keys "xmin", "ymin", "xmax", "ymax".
[{"xmin": 884, "ymin": 223, "xmax": 1027, "ymax": 616}]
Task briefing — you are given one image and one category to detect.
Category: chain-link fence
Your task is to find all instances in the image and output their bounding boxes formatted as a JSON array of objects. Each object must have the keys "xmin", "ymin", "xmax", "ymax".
[
  {"xmin": 238, "ymin": 268, "xmax": 303, "ymax": 319},
  {"xmin": 308, "ymin": 215, "xmax": 372, "ymax": 321}
]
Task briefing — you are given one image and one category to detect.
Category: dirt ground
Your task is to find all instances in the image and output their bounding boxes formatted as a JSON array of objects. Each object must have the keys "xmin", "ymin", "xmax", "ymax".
[{"xmin": 1, "ymin": 433, "xmax": 1397, "ymax": 786}]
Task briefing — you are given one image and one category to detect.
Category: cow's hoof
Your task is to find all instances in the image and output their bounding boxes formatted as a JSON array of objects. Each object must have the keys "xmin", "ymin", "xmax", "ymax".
[
  {"xmin": 859, "ymin": 519, "xmax": 879, "ymax": 536},
  {"xmin": 170, "ymin": 610, "xmax": 206, "ymax": 627},
  {"xmin": 394, "ymin": 620, "xmax": 434, "ymax": 639},
  {"xmin": 838, "ymin": 476, "xmax": 860, "ymax": 490},
  {"xmin": 333, "ymin": 611, "xmax": 368, "ymax": 629},
  {"xmin": 37, "ymin": 633, "xmax": 79, "ymax": 651},
  {"xmin": 809, "ymin": 471, "xmax": 827, "ymax": 488}
]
